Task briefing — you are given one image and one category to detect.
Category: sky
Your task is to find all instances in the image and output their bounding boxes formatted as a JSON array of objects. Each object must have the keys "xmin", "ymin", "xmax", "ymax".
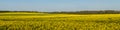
[{"xmin": 0, "ymin": 0, "xmax": 120, "ymax": 12}]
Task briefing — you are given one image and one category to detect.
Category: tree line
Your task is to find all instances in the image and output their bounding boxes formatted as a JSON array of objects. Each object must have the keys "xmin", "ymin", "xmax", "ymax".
[
  {"xmin": 0, "ymin": 11, "xmax": 40, "ymax": 13},
  {"xmin": 0, "ymin": 10, "xmax": 120, "ymax": 14},
  {"xmin": 48, "ymin": 10, "xmax": 120, "ymax": 14}
]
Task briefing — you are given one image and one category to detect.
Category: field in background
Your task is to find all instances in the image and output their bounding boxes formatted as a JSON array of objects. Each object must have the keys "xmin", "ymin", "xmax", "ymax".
[{"xmin": 0, "ymin": 12, "xmax": 120, "ymax": 30}]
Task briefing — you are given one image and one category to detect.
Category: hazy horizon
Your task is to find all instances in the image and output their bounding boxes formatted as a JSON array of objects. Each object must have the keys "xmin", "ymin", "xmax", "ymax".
[{"xmin": 0, "ymin": 0, "xmax": 120, "ymax": 12}]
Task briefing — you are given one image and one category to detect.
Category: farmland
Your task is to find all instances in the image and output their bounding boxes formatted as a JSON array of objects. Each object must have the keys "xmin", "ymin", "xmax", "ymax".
[{"xmin": 0, "ymin": 12, "xmax": 120, "ymax": 30}]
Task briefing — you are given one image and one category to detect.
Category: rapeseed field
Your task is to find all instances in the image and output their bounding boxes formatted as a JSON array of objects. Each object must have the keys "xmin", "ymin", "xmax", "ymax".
[{"xmin": 0, "ymin": 13, "xmax": 120, "ymax": 30}]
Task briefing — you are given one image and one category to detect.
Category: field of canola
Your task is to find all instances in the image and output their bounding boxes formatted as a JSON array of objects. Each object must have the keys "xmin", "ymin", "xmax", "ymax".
[{"xmin": 0, "ymin": 13, "xmax": 120, "ymax": 30}]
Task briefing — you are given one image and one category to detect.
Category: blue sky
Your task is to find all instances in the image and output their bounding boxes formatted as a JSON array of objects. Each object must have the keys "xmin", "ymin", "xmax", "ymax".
[{"xmin": 0, "ymin": 0, "xmax": 120, "ymax": 12}]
